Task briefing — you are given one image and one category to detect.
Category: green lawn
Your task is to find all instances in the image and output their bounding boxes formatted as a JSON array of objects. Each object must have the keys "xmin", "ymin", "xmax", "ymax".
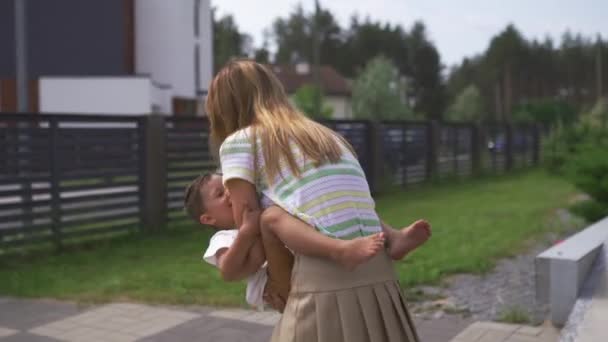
[{"xmin": 0, "ymin": 170, "xmax": 579, "ymax": 307}]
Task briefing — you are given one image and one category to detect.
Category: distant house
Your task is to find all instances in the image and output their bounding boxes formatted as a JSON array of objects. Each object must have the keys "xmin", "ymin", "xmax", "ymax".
[
  {"xmin": 271, "ymin": 63, "xmax": 352, "ymax": 119},
  {"xmin": 0, "ymin": 0, "xmax": 213, "ymax": 116}
]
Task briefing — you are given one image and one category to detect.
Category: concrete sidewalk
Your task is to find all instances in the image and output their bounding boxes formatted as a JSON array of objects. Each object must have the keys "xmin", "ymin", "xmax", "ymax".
[
  {"xmin": 0, "ymin": 297, "xmax": 472, "ymax": 342},
  {"xmin": 450, "ymin": 321, "xmax": 559, "ymax": 342}
]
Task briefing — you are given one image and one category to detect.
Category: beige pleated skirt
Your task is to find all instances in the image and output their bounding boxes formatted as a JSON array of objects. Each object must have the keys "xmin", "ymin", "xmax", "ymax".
[{"xmin": 270, "ymin": 251, "xmax": 419, "ymax": 342}]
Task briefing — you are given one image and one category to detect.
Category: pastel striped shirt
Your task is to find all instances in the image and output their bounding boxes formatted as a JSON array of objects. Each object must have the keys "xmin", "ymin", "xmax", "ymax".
[{"xmin": 219, "ymin": 127, "xmax": 382, "ymax": 240}]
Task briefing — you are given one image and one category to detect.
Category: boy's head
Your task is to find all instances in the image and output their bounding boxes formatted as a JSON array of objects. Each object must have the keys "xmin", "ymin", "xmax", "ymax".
[{"xmin": 184, "ymin": 173, "xmax": 235, "ymax": 229}]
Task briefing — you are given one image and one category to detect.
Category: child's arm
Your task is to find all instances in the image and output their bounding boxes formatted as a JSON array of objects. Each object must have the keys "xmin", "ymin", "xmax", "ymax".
[
  {"xmin": 216, "ymin": 237, "xmax": 265, "ymax": 281},
  {"xmin": 216, "ymin": 179, "xmax": 265, "ymax": 281}
]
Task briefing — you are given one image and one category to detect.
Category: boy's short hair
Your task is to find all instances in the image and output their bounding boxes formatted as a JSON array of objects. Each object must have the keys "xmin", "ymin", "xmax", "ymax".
[{"xmin": 183, "ymin": 173, "xmax": 214, "ymax": 223}]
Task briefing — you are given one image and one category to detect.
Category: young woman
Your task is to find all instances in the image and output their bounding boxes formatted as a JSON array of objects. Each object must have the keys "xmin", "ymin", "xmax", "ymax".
[{"xmin": 205, "ymin": 59, "xmax": 427, "ymax": 341}]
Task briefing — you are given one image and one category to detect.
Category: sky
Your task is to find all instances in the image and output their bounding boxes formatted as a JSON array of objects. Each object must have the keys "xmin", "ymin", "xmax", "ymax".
[{"xmin": 214, "ymin": 0, "xmax": 608, "ymax": 68}]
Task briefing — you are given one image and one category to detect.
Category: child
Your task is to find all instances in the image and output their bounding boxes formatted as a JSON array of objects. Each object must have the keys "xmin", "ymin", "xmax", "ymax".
[
  {"xmin": 184, "ymin": 172, "xmax": 293, "ymax": 311},
  {"xmin": 184, "ymin": 172, "xmax": 431, "ymax": 311}
]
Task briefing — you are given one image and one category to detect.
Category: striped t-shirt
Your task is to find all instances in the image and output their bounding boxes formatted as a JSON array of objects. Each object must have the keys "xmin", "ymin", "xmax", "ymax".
[{"xmin": 219, "ymin": 127, "xmax": 382, "ymax": 240}]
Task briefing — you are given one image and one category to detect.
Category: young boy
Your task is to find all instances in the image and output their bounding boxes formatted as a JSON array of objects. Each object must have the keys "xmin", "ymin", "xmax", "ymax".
[{"xmin": 184, "ymin": 172, "xmax": 431, "ymax": 311}]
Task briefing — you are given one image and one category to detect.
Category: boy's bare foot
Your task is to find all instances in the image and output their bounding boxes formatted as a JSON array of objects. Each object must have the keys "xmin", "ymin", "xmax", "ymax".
[
  {"xmin": 388, "ymin": 219, "xmax": 431, "ymax": 260},
  {"xmin": 336, "ymin": 233, "xmax": 385, "ymax": 270}
]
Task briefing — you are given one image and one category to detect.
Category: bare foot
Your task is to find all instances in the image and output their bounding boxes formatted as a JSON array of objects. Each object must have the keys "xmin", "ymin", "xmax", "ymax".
[
  {"xmin": 336, "ymin": 233, "xmax": 385, "ymax": 270},
  {"xmin": 388, "ymin": 220, "xmax": 431, "ymax": 260}
]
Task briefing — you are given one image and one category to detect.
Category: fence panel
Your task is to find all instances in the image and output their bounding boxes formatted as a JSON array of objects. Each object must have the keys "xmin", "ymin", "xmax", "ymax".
[
  {"xmin": 381, "ymin": 122, "xmax": 429, "ymax": 185},
  {"xmin": 0, "ymin": 114, "xmax": 143, "ymax": 250},
  {"xmin": 483, "ymin": 124, "xmax": 508, "ymax": 173},
  {"xmin": 438, "ymin": 123, "xmax": 474, "ymax": 179},
  {"xmin": 165, "ymin": 117, "xmax": 216, "ymax": 224},
  {"xmin": 320, "ymin": 120, "xmax": 373, "ymax": 184},
  {"xmin": 512, "ymin": 125, "xmax": 535, "ymax": 168}
]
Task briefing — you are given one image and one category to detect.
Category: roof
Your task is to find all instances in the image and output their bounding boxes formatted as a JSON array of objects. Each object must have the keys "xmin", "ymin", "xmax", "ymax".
[{"xmin": 270, "ymin": 64, "xmax": 351, "ymax": 97}]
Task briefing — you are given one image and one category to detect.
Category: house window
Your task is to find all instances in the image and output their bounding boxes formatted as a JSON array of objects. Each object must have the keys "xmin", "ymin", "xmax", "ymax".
[
  {"xmin": 195, "ymin": 44, "xmax": 201, "ymax": 93},
  {"xmin": 194, "ymin": 0, "xmax": 200, "ymax": 37}
]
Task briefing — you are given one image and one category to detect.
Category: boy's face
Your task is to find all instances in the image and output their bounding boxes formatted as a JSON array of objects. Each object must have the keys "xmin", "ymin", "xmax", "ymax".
[{"xmin": 199, "ymin": 174, "xmax": 235, "ymax": 229}]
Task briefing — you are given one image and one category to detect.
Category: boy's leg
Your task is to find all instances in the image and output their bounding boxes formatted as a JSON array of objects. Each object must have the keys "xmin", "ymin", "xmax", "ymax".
[
  {"xmin": 381, "ymin": 220, "xmax": 431, "ymax": 260},
  {"xmin": 260, "ymin": 206, "xmax": 385, "ymax": 270},
  {"xmin": 261, "ymin": 215, "xmax": 294, "ymax": 306}
]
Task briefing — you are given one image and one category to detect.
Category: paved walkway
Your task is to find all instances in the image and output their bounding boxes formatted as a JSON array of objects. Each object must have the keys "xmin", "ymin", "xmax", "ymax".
[
  {"xmin": 450, "ymin": 321, "xmax": 560, "ymax": 342},
  {"xmin": 0, "ymin": 297, "xmax": 472, "ymax": 342}
]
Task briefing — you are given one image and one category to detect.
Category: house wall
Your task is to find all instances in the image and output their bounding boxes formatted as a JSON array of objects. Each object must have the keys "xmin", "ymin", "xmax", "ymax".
[
  {"xmin": 135, "ymin": 0, "xmax": 213, "ymax": 99},
  {"xmin": 39, "ymin": 77, "xmax": 152, "ymax": 115},
  {"xmin": 0, "ymin": 0, "xmax": 130, "ymax": 78},
  {"xmin": 326, "ymin": 96, "xmax": 352, "ymax": 119}
]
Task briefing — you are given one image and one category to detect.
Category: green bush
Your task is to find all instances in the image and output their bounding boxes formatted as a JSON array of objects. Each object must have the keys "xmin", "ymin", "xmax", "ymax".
[
  {"xmin": 565, "ymin": 146, "xmax": 608, "ymax": 203},
  {"xmin": 543, "ymin": 122, "xmax": 607, "ymax": 174},
  {"xmin": 544, "ymin": 119, "xmax": 608, "ymax": 222},
  {"xmin": 561, "ymin": 140, "xmax": 608, "ymax": 222},
  {"xmin": 569, "ymin": 200, "xmax": 608, "ymax": 223},
  {"xmin": 293, "ymin": 84, "xmax": 334, "ymax": 119}
]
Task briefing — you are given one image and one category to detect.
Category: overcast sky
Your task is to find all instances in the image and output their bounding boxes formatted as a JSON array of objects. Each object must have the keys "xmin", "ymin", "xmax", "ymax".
[{"xmin": 214, "ymin": 0, "xmax": 608, "ymax": 68}]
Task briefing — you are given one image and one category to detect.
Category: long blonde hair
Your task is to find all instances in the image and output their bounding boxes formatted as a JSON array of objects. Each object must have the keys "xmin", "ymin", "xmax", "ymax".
[{"xmin": 205, "ymin": 59, "xmax": 354, "ymax": 183}]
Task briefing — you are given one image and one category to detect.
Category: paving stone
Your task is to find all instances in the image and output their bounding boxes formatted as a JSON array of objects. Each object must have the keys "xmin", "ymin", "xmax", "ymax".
[
  {"xmin": 0, "ymin": 327, "xmax": 18, "ymax": 338},
  {"xmin": 477, "ymin": 329, "xmax": 515, "ymax": 342}
]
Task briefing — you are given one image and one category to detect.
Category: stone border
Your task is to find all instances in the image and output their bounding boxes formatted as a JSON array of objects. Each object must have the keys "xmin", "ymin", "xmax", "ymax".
[
  {"xmin": 535, "ymin": 217, "xmax": 608, "ymax": 326},
  {"xmin": 559, "ymin": 240, "xmax": 607, "ymax": 342}
]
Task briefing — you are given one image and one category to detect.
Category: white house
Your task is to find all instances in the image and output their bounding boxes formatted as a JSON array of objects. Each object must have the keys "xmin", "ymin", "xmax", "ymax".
[
  {"xmin": 0, "ymin": 0, "xmax": 213, "ymax": 116},
  {"xmin": 271, "ymin": 63, "xmax": 353, "ymax": 119}
]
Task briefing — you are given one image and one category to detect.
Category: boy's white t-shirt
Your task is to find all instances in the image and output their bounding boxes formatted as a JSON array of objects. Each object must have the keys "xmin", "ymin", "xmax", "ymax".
[{"xmin": 202, "ymin": 229, "xmax": 268, "ymax": 308}]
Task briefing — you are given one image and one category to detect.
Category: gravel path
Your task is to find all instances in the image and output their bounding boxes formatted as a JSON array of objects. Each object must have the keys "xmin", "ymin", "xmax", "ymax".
[{"xmin": 410, "ymin": 208, "xmax": 585, "ymax": 324}]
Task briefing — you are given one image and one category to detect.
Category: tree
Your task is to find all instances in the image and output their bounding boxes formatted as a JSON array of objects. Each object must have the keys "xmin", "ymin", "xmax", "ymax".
[
  {"xmin": 340, "ymin": 17, "xmax": 410, "ymax": 78},
  {"xmin": 445, "ymin": 85, "xmax": 483, "ymax": 122},
  {"xmin": 272, "ymin": 4, "xmax": 343, "ymax": 66},
  {"xmin": 447, "ymin": 24, "xmax": 607, "ymax": 120},
  {"xmin": 352, "ymin": 56, "xmax": 413, "ymax": 120},
  {"xmin": 407, "ymin": 22, "xmax": 446, "ymax": 119},
  {"xmin": 293, "ymin": 85, "xmax": 333, "ymax": 119},
  {"xmin": 213, "ymin": 12, "xmax": 250, "ymax": 72}
]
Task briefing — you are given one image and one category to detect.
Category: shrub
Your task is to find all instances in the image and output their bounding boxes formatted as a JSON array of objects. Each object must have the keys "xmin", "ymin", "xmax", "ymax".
[
  {"xmin": 543, "ymin": 122, "xmax": 607, "ymax": 174},
  {"xmin": 569, "ymin": 200, "xmax": 608, "ymax": 223}
]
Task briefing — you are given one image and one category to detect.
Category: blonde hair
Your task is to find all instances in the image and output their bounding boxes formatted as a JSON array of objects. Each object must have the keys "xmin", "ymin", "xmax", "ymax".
[{"xmin": 205, "ymin": 59, "xmax": 354, "ymax": 183}]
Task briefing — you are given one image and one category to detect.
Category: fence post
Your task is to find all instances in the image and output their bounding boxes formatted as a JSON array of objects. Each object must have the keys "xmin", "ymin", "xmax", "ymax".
[
  {"xmin": 426, "ymin": 120, "xmax": 440, "ymax": 181},
  {"xmin": 471, "ymin": 122, "xmax": 482, "ymax": 176},
  {"xmin": 367, "ymin": 120, "xmax": 383, "ymax": 194},
  {"xmin": 532, "ymin": 124, "xmax": 541, "ymax": 165},
  {"xmin": 505, "ymin": 123, "xmax": 514, "ymax": 171},
  {"xmin": 48, "ymin": 117, "xmax": 62, "ymax": 250},
  {"xmin": 141, "ymin": 114, "xmax": 167, "ymax": 232}
]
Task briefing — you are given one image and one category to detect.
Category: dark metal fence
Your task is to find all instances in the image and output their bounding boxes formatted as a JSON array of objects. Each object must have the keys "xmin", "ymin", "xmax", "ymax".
[
  {"xmin": 0, "ymin": 113, "xmax": 541, "ymax": 250},
  {"xmin": 380, "ymin": 121, "xmax": 429, "ymax": 185},
  {"xmin": 164, "ymin": 117, "xmax": 216, "ymax": 224},
  {"xmin": 0, "ymin": 114, "xmax": 144, "ymax": 250},
  {"xmin": 320, "ymin": 120, "xmax": 374, "ymax": 181}
]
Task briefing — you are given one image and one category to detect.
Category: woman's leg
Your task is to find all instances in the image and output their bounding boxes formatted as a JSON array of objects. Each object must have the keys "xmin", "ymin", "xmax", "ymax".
[{"xmin": 260, "ymin": 206, "xmax": 385, "ymax": 270}]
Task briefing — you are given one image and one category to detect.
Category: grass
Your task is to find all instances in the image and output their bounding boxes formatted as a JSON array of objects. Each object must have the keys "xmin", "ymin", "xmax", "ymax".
[
  {"xmin": 377, "ymin": 170, "xmax": 578, "ymax": 286},
  {"xmin": 0, "ymin": 170, "xmax": 578, "ymax": 307},
  {"xmin": 497, "ymin": 306, "xmax": 531, "ymax": 324}
]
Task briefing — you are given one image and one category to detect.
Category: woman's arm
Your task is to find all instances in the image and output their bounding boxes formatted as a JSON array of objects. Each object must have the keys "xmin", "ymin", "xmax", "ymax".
[{"xmin": 216, "ymin": 178, "xmax": 266, "ymax": 281}]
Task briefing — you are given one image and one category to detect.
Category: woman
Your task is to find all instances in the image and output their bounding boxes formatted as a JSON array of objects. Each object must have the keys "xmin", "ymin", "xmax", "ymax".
[{"xmin": 206, "ymin": 59, "xmax": 421, "ymax": 342}]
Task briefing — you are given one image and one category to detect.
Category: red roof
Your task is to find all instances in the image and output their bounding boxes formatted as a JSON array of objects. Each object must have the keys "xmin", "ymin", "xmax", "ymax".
[{"xmin": 270, "ymin": 64, "xmax": 351, "ymax": 97}]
